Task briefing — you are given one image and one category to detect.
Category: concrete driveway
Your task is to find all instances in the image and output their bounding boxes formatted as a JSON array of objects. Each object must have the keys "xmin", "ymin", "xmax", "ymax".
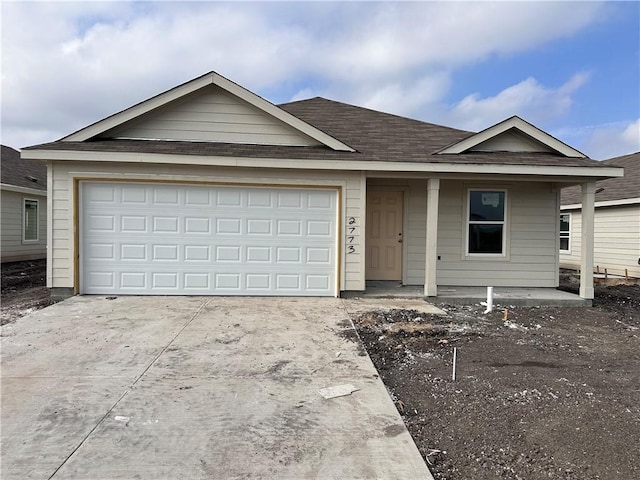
[{"xmin": 1, "ymin": 296, "xmax": 433, "ymax": 479}]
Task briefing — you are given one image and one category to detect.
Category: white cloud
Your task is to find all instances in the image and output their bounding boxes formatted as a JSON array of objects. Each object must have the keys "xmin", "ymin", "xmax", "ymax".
[
  {"xmin": 444, "ymin": 73, "xmax": 590, "ymax": 132},
  {"xmin": 1, "ymin": 1, "xmax": 607, "ymax": 148},
  {"xmin": 581, "ymin": 119, "xmax": 640, "ymax": 159}
]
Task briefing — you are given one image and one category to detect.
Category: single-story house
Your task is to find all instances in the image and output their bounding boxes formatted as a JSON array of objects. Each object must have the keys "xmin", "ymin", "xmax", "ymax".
[
  {"xmin": 1, "ymin": 145, "xmax": 47, "ymax": 263},
  {"xmin": 21, "ymin": 71, "xmax": 623, "ymax": 300},
  {"xmin": 560, "ymin": 152, "xmax": 639, "ymax": 278}
]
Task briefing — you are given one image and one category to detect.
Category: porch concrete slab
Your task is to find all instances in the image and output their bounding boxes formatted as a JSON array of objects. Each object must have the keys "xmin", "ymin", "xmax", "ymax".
[
  {"xmin": 351, "ymin": 281, "xmax": 589, "ymax": 307},
  {"xmin": 436, "ymin": 286, "xmax": 591, "ymax": 307},
  {"xmin": 1, "ymin": 296, "xmax": 432, "ymax": 480}
]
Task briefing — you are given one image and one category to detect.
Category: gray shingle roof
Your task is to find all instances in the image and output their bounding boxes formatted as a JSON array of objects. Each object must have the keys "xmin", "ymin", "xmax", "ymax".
[
  {"xmin": 561, "ymin": 152, "xmax": 640, "ymax": 205},
  {"xmin": 1, "ymin": 145, "xmax": 47, "ymax": 191},
  {"xmin": 23, "ymin": 97, "xmax": 611, "ymax": 169}
]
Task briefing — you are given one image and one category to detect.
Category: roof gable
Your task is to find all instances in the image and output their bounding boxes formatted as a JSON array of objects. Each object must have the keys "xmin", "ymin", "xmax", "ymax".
[
  {"xmin": 63, "ymin": 72, "xmax": 354, "ymax": 152},
  {"xmin": 437, "ymin": 116, "xmax": 585, "ymax": 158}
]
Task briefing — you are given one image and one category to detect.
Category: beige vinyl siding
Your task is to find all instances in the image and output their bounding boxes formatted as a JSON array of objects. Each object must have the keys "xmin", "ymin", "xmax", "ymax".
[
  {"xmin": 106, "ymin": 86, "xmax": 322, "ymax": 147},
  {"xmin": 404, "ymin": 180, "xmax": 428, "ymax": 285},
  {"xmin": 344, "ymin": 172, "xmax": 366, "ymax": 288},
  {"xmin": 48, "ymin": 161, "xmax": 364, "ymax": 291},
  {"xmin": 437, "ymin": 181, "xmax": 558, "ymax": 286},
  {"xmin": 367, "ymin": 179, "xmax": 559, "ymax": 287},
  {"xmin": 470, "ymin": 130, "xmax": 555, "ymax": 153},
  {"xmin": 400, "ymin": 180, "xmax": 558, "ymax": 287},
  {"xmin": 1, "ymin": 190, "xmax": 47, "ymax": 262},
  {"xmin": 560, "ymin": 205, "xmax": 640, "ymax": 278}
]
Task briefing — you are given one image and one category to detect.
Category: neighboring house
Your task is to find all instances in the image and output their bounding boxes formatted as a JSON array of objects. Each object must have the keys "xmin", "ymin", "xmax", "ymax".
[
  {"xmin": 560, "ymin": 152, "xmax": 640, "ymax": 278},
  {"xmin": 22, "ymin": 72, "xmax": 622, "ymax": 300},
  {"xmin": 1, "ymin": 145, "xmax": 47, "ymax": 263}
]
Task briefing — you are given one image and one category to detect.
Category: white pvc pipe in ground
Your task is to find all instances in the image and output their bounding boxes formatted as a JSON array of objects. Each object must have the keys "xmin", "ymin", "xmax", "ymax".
[{"xmin": 484, "ymin": 286, "xmax": 494, "ymax": 314}]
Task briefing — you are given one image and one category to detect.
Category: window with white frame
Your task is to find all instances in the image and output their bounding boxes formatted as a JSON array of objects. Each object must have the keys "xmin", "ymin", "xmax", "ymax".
[
  {"xmin": 23, "ymin": 199, "xmax": 39, "ymax": 242},
  {"xmin": 467, "ymin": 190, "xmax": 506, "ymax": 255},
  {"xmin": 559, "ymin": 213, "xmax": 570, "ymax": 253}
]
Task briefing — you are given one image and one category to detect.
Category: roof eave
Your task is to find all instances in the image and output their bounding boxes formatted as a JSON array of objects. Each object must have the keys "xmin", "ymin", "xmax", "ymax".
[
  {"xmin": 21, "ymin": 148, "xmax": 624, "ymax": 179},
  {"xmin": 562, "ymin": 197, "xmax": 640, "ymax": 209}
]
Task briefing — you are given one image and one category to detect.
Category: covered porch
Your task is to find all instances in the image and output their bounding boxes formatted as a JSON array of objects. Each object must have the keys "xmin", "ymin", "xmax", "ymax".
[{"xmin": 364, "ymin": 177, "xmax": 598, "ymax": 302}]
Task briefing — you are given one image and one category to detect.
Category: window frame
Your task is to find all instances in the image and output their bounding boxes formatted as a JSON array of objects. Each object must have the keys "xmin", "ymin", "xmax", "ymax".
[
  {"xmin": 23, "ymin": 198, "xmax": 39, "ymax": 243},
  {"xmin": 465, "ymin": 188, "xmax": 508, "ymax": 257},
  {"xmin": 559, "ymin": 212, "xmax": 571, "ymax": 253}
]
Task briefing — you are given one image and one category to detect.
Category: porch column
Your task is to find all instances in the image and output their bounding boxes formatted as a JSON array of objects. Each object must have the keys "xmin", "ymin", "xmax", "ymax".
[
  {"xmin": 580, "ymin": 181, "xmax": 596, "ymax": 299},
  {"xmin": 424, "ymin": 178, "xmax": 440, "ymax": 297}
]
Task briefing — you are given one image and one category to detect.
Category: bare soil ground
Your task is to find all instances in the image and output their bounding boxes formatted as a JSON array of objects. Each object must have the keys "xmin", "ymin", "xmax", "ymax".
[
  {"xmin": 1, "ymin": 259, "xmax": 50, "ymax": 325},
  {"xmin": 353, "ymin": 283, "xmax": 640, "ymax": 480}
]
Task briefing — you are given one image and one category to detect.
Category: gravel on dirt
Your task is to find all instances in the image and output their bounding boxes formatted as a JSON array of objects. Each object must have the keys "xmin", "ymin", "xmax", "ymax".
[{"xmin": 352, "ymin": 283, "xmax": 640, "ymax": 480}]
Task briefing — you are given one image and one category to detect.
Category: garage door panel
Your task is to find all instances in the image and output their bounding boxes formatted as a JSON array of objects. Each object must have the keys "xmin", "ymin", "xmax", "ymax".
[
  {"xmin": 81, "ymin": 182, "xmax": 337, "ymax": 296},
  {"xmin": 121, "ymin": 216, "xmax": 148, "ymax": 232},
  {"xmin": 121, "ymin": 186, "xmax": 147, "ymax": 204}
]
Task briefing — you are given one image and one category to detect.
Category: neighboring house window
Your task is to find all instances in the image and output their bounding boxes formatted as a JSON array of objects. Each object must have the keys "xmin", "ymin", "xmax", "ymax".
[
  {"xmin": 559, "ymin": 213, "xmax": 570, "ymax": 253},
  {"xmin": 23, "ymin": 199, "xmax": 39, "ymax": 242},
  {"xmin": 467, "ymin": 190, "xmax": 506, "ymax": 255}
]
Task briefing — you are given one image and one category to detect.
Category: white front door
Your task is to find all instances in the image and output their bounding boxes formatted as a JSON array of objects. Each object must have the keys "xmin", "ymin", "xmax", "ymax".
[{"xmin": 80, "ymin": 182, "xmax": 338, "ymax": 296}]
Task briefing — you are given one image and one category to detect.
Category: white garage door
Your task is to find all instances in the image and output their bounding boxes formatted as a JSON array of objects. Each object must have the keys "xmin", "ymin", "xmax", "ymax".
[{"xmin": 81, "ymin": 182, "xmax": 338, "ymax": 296}]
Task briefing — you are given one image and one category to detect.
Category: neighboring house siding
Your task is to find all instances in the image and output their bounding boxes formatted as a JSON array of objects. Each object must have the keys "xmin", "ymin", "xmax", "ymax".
[
  {"xmin": 560, "ymin": 205, "xmax": 640, "ymax": 278},
  {"xmin": 49, "ymin": 161, "xmax": 364, "ymax": 292},
  {"xmin": 434, "ymin": 181, "xmax": 558, "ymax": 287},
  {"xmin": 107, "ymin": 87, "xmax": 322, "ymax": 147},
  {"xmin": 1, "ymin": 190, "xmax": 47, "ymax": 262}
]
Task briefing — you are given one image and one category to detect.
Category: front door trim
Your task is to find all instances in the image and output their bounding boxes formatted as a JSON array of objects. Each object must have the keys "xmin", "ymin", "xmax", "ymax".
[{"xmin": 365, "ymin": 189, "xmax": 405, "ymax": 281}]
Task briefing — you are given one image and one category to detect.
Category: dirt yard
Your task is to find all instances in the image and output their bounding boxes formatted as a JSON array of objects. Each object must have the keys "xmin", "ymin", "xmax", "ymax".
[
  {"xmin": 3, "ymin": 261, "xmax": 639, "ymax": 478},
  {"xmin": 1, "ymin": 260, "xmax": 50, "ymax": 325},
  {"xmin": 353, "ymin": 283, "xmax": 640, "ymax": 480}
]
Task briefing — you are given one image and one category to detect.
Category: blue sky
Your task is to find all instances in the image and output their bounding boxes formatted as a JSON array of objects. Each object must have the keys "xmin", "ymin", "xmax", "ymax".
[{"xmin": 2, "ymin": 1, "xmax": 639, "ymax": 159}]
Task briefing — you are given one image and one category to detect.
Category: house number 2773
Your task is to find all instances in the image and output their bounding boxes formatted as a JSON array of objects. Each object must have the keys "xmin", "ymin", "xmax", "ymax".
[{"xmin": 346, "ymin": 217, "xmax": 359, "ymax": 254}]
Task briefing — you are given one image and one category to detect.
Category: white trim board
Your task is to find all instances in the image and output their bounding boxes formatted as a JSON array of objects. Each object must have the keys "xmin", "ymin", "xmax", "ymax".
[
  {"xmin": 22, "ymin": 149, "xmax": 624, "ymax": 179},
  {"xmin": 437, "ymin": 116, "xmax": 586, "ymax": 158}
]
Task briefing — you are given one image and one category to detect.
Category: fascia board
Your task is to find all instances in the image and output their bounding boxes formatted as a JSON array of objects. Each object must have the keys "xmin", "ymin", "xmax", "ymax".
[
  {"xmin": 0, "ymin": 183, "xmax": 48, "ymax": 196},
  {"xmin": 437, "ymin": 117, "xmax": 585, "ymax": 158},
  {"xmin": 561, "ymin": 197, "xmax": 640, "ymax": 210},
  {"xmin": 62, "ymin": 75, "xmax": 216, "ymax": 142},
  {"xmin": 22, "ymin": 149, "xmax": 624, "ymax": 179}
]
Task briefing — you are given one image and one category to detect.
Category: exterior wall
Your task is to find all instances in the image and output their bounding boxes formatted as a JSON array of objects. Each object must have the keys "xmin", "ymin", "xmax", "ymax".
[
  {"xmin": 435, "ymin": 181, "xmax": 559, "ymax": 287},
  {"xmin": 367, "ymin": 179, "xmax": 559, "ymax": 288},
  {"xmin": 560, "ymin": 205, "xmax": 640, "ymax": 278},
  {"xmin": 391, "ymin": 180, "xmax": 557, "ymax": 287},
  {"xmin": 366, "ymin": 178, "xmax": 426, "ymax": 285},
  {"xmin": 108, "ymin": 87, "xmax": 321, "ymax": 147},
  {"xmin": 1, "ymin": 190, "xmax": 47, "ymax": 262},
  {"xmin": 48, "ymin": 161, "xmax": 364, "ymax": 292},
  {"xmin": 470, "ymin": 130, "xmax": 554, "ymax": 153}
]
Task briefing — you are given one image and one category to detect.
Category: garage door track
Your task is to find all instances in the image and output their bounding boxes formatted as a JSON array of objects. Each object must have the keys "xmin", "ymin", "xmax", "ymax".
[{"xmin": 1, "ymin": 296, "xmax": 432, "ymax": 479}]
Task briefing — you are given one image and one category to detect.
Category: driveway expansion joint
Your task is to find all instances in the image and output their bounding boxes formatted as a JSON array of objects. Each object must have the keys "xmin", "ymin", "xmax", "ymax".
[{"xmin": 46, "ymin": 298, "xmax": 212, "ymax": 479}]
